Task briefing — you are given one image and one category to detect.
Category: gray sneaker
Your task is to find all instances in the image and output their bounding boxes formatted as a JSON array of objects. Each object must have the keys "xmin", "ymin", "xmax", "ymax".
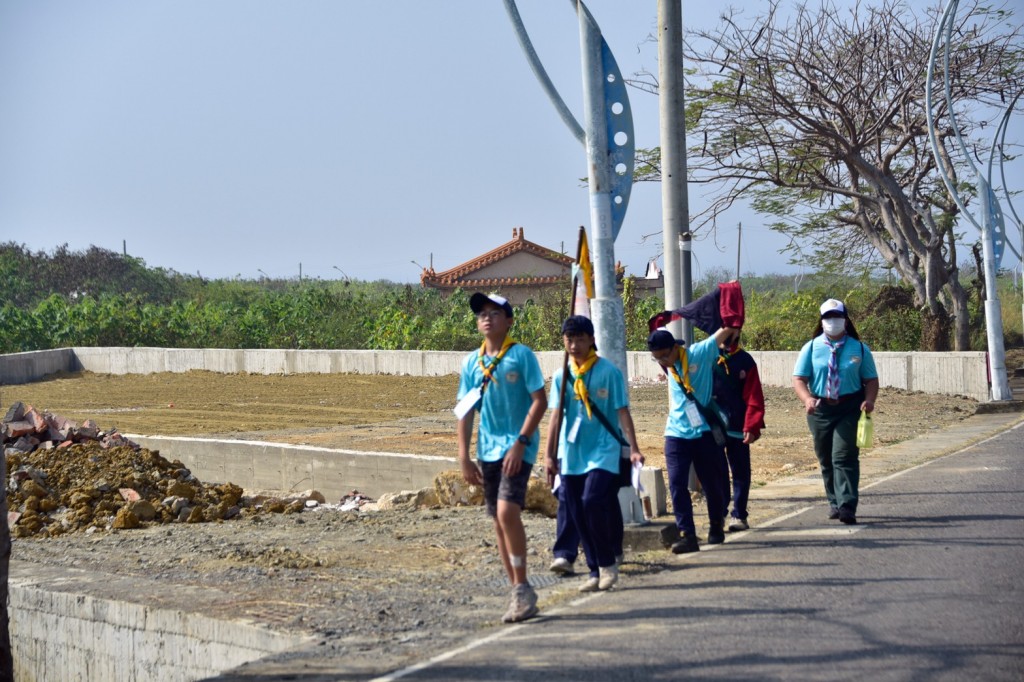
[
  {"xmin": 501, "ymin": 583, "xmax": 539, "ymax": 623},
  {"xmin": 578, "ymin": 576, "xmax": 600, "ymax": 593}
]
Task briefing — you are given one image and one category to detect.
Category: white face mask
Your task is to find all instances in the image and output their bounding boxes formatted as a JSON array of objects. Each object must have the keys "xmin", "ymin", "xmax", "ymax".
[{"xmin": 822, "ymin": 318, "xmax": 846, "ymax": 337}]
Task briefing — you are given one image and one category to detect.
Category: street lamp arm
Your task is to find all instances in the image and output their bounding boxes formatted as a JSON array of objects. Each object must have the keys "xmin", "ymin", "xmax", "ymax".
[{"xmin": 502, "ymin": 0, "xmax": 585, "ymax": 146}]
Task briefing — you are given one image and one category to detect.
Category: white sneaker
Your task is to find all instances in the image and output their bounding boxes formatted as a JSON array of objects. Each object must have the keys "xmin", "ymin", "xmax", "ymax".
[
  {"xmin": 598, "ymin": 565, "xmax": 619, "ymax": 591},
  {"xmin": 728, "ymin": 517, "xmax": 749, "ymax": 532},
  {"xmin": 549, "ymin": 557, "xmax": 575, "ymax": 575},
  {"xmin": 501, "ymin": 583, "xmax": 539, "ymax": 623},
  {"xmin": 578, "ymin": 576, "xmax": 600, "ymax": 593}
]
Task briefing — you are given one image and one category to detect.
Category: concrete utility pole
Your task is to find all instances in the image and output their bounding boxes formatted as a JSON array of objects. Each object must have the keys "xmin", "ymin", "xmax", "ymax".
[
  {"xmin": 658, "ymin": 0, "xmax": 691, "ymax": 343},
  {"xmin": 736, "ymin": 223, "xmax": 742, "ymax": 280}
]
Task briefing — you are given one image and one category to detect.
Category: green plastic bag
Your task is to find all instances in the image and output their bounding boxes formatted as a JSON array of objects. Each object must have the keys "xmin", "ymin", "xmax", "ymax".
[{"xmin": 856, "ymin": 410, "xmax": 874, "ymax": 448}]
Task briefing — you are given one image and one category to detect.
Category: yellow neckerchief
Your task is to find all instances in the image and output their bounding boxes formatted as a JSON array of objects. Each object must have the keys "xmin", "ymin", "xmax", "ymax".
[
  {"xmin": 570, "ymin": 349, "xmax": 600, "ymax": 419},
  {"xmin": 717, "ymin": 344, "xmax": 742, "ymax": 376},
  {"xmin": 666, "ymin": 349, "xmax": 694, "ymax": 395},
  {"xmin": 478, "ymin": 336, "xmax": 516, "ymax": 393}
]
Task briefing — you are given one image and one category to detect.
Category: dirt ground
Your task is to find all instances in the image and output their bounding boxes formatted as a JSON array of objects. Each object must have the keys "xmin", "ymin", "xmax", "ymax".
[
  {"xmin": 0, "ymin": 369, "xmax": 994, "ymax": 674},
  {"xmin": 2, "ymin": 370, "xmax": 981, "ymax": 487}
]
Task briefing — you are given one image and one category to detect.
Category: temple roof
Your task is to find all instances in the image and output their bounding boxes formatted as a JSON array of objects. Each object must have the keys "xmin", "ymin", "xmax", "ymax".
[{"xmin": 420, "ymin": 227, "xmax": 573, "ymax": 289}]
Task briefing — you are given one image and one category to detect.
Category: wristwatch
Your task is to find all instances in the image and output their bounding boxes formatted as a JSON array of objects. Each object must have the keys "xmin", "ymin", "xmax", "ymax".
[{"xmin": 517, "ymin": 434, "xmax": 530, "ymax": 445}]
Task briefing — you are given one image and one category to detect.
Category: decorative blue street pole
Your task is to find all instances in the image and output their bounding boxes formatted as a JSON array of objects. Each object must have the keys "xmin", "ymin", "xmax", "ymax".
[
  {"xmin": 926, "ymin": 0, "xmax": 1016, "ymax": 401},
  {"xmin": 502, "ymin": 0, "xmax": 635, "ymax": 379},
  {"xmin": 504, "ymin": 0, "xmax": 645, "ymax": 524}
]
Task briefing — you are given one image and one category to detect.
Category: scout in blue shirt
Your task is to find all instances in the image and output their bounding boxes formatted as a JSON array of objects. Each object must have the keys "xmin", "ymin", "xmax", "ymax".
[
  {"xmin": 456, "ymin": 293, "xmax": 546, "ymax": 624},
  {"xmin": 648, "ymin": 325, "xmax": 739, "ymax": 554},
  {"xmin": 543, "ymin": 316, "xmax": 644, "ymax": 592},
  {"xmin": 792, "ymin": 298, "xmax": 879, "ymax": 525}
]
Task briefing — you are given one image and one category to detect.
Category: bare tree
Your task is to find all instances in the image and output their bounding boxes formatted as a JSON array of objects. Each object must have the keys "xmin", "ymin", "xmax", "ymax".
[{"xmin": 632, "ymin": 0, "xmax": 1024, "ymax": 350}]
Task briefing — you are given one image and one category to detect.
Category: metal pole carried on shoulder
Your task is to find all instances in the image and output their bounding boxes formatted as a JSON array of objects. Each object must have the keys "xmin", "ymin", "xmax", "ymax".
[{"xmin": 550, "ymin": 226, "xmax": 587, "ymax": 461}]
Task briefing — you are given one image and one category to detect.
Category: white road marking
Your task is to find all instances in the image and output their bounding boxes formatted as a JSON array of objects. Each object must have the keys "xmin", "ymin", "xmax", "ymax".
[
  {"xmin": 369, "ymin": 594, "xmax": 603, "ymax": 682},
  {"xmin": 760, "ymin": 527, "xmax": 864, "ymax": 537}
]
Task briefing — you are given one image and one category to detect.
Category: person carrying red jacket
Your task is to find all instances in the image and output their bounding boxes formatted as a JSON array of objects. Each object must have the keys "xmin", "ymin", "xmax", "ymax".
[{"xmin": 649, "ymin": 280, "xmax": 765, "ymax": 532}]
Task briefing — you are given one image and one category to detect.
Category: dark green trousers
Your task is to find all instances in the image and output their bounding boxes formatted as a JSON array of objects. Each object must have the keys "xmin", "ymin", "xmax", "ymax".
[{"xmin": 806, "ymin": 396, "xmax": 862, "ymax": 512}]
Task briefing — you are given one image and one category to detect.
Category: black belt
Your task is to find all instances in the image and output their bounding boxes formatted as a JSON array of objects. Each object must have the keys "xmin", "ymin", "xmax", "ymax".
[{"xmin": 813, "ymin": 391, "xmax": 862, "ymax": 406}]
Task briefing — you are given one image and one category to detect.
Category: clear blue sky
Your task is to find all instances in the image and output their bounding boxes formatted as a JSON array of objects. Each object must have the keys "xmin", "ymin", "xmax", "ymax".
[{"xmin": 1, "ymin": 1, "xmax": 1020, "ymax": 283}]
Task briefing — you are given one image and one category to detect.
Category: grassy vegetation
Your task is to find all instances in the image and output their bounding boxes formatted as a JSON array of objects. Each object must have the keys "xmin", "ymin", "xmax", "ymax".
[{"xmin": 1, "ymin": 242, "xmax": 1021, "ymax": 354}]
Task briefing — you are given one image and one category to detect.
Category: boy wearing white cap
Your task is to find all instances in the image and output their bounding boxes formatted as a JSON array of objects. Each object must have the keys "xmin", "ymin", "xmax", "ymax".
[{"xmin": 456, "ymin": 293, "xmax": 547, "ymax": 623}]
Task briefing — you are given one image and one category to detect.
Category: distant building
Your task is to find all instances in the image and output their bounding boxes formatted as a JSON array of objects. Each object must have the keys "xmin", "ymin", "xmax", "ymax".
[{"xmin": 418, "ymin": 227, "xmax": 663, "ymax": 305}]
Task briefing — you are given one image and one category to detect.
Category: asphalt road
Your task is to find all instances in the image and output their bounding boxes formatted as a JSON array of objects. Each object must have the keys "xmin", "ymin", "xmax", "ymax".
[{"xmin": 373, "ymin": 422, "xmax": 1024, "ymax": 682}]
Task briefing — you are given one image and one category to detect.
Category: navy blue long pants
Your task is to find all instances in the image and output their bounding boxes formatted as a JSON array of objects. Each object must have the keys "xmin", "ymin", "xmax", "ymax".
[
  {"xmin": 664, "ymin": 433, "xmax": 729, "ymax": 536},
  {"xmin": 561, "ymin": 468, "xmax": 619, "ymax": 577},
  {"xmin": 724, "ymin": 437, "xmax": 751, "ymax": 520},
  {"xmin": 554, "ymin": 475, "xmax": 623, "ymax": 563},
  {"xmin": 552, "ymin": 488, "xmax": 580, "ymax": 562}
]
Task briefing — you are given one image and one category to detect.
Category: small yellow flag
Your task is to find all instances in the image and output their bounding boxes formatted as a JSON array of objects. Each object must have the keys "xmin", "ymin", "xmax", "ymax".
[{"xmin": 578, "ymin": 229, "xmax": 595, "ymax": 300}]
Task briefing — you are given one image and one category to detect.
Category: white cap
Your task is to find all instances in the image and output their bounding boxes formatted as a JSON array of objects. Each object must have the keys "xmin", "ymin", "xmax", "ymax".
[
  {"xmin": 820, "ymin": 299, "xmax": 846, "ymax": 316},
  {"xmin": 470, "ymin": 292, "xmax": 513, "ymax": 318}
]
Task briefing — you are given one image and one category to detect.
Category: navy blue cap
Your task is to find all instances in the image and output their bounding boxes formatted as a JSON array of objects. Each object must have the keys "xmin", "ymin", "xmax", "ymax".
[
  {"xmin": 647, "ymin": 330, "xmax": 680, "ymax": 351},
  {"xmin": 561, "ymin": 315, "xmax": 595, "ymax": 336}
]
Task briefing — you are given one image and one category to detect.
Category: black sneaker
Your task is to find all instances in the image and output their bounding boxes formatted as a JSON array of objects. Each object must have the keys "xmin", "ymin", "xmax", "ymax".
[
  {"xmin": 707, "ymin": 520, "xmax": 725, "ymax": 545},
  {"xmin": 828, "ymin": 507, "xmax": 840, "ymax": 520},
  {"xmin": 671, "ymin": 534, "xmax": 700, "ymax": 554},
  {"xmin": 838, "ymin": 508, "xmax": 857, "ymax": 525}
]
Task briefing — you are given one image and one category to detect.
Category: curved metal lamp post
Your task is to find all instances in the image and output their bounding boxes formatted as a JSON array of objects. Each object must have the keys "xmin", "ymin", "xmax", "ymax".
[
  {"xmin": 502, "ymin": 0, "xmax": 635, "ymax": 378},
  {"xmin": 925, "ymin": 0, "xmax": 1016, "ymax": 401}
]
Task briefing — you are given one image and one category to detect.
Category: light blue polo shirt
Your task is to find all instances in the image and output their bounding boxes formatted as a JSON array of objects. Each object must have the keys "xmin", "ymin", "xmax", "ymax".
[
  {"xmin": 549, "ymin": 358, "xmax": 629, "ymax": 475},
  {"xmin": 793, "ymin": 334, "xmax": 878, "ymax": 396},
  {"xmin": 457, "ymin": 342, "xmax": 545, "ymax": 464},
  {"xmin": 664, "ymin": 336, "xmax": 720, "ymax": 439}
]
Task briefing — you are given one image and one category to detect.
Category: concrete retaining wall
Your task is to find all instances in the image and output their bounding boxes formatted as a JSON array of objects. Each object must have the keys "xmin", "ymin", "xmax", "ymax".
[
  {"xmin": 1, "ymin": 346, "xmax": 987, "ymax": 400},
  {"xmin": 124, "ymin": 434, "xmax": 669, "ymax": 515},
  {"xmin": 0, "ymin": 349, "xmax": 75, "ymax": 386},
  {"xmin": 127, "ymin": 435, "xmax": 458, "ymax": 500},
  {"xmin": 8, "ymin": 562, "xmax": 311, "ymax": 682}
]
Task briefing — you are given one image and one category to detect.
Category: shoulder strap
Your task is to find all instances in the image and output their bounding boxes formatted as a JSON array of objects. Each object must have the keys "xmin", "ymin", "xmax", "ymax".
[{"xmin": 584, "ymin": 397, "xmax": 629, "ymax": 447}]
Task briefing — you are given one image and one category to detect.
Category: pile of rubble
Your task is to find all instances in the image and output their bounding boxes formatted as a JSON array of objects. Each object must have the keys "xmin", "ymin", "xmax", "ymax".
[
  {"xmin": 1, "ymin": 402, "xmax": 559, "ymax": 539},
  {"xmin": 1, "ymin": 403, "xmax": 322, "ymax": 539},
  {"xmin": 2, "ymin": 401, "xmax": 136, "ymax": 454}
]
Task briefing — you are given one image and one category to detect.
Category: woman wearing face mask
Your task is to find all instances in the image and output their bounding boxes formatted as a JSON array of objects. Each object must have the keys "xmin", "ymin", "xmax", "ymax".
[{"xmin": 792, "ymin": 299, "xmax": 879, "ymax": 525}]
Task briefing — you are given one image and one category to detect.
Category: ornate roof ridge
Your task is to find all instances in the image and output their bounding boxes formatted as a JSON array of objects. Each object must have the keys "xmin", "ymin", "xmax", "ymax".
[
  {"xmin": 420, "ymin": 227, "xmax": 573, "ymax": 286},
  {"xmin": 421, "ymin": 274, "xmax": 568, "ymax": 288}
]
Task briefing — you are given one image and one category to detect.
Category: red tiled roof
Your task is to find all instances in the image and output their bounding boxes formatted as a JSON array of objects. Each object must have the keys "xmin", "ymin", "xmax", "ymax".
[{"xmin": 420, "ymin": 227, "xmax": 573, "ymax": 288}]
